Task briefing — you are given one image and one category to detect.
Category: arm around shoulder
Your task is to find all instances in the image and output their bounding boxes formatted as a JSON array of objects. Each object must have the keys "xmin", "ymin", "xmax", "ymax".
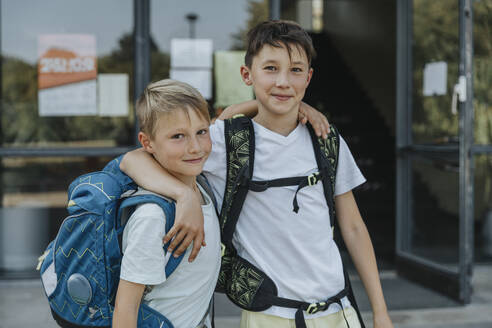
[
  {"xmin": 218, "ymin": 100, "xmax": 258, "ymax": 120},
  {"xmin": 120, "ymin": 148, "xmax": 205, "ymax": 261},
  {"xmin": 120, "ymin": 148, "xmax": 191, "ymax": 201}
]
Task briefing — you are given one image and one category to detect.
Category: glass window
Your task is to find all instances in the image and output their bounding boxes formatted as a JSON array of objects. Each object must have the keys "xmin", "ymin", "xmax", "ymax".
[
  {"xmin": 0, "ymin": 156, "xmax": 114, "ymax": 271},
  {"xmin": 150, "ymin": 0, "xmax": 266, "ymax": 113},
  {"xmin": 411, "ymin": 0, "xmax": 460, "ymax": 145},
  {"xmin": 1, "ymin": 0, "xmax": 135, "ymax": 148},
  {"xmin": 405, "ymin": 156, "xmax": 460, "ymax": 271},
  {"xmin": 475, "ymin": 154, "xmax": 492, "ymax": 262},
  {"xmin": 473, "ymin": 0, "xmax": 492, "ymax": 146}
]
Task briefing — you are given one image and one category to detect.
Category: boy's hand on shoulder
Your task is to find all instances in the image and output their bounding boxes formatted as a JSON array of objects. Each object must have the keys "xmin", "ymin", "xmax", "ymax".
[
  {"xmin": 163, "ymin": 188, "xmax": 205, "ymax": 262},
  {"xmin": 298, "ymin": 102, "xmax": 330, "ymax": 139},
  {"xmin": 218, "ymin": 100, "xmax": 259, "ymax": 120}
]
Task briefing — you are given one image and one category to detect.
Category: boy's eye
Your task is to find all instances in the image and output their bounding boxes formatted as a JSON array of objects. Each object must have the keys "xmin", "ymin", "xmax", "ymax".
[
  {"xmin": 292, "ymin": 67, "xmax": 303, "ymax": 73},
  {"xmin": 197, "ymin": 129, "xmax": 208, "ymax": 136},
  {"xmin": 264, "ymin": 66, "xmax": 276, "ymax": 71},
  {"xmin": 171, "ymin": 133, "xmax": 184, "ymax": 139}
]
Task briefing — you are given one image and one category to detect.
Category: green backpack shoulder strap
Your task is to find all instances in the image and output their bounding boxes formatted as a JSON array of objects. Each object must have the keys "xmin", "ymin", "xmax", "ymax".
[
  {"xmin": 306, "ymin": 123, "xmax": 340, "ymax": 228},
  {"xmin": 219, "ymin": 115, "xmax": 255, "ymax": 247}
]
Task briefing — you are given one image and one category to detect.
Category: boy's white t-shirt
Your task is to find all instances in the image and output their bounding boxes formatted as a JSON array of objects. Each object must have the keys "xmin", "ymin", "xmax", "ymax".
[
  {"xmin": 120, "ymin": 184, "xmax": 221, "ymax": 328},
  {"xmin": 203, "ymin": 119, "xmax": 366, "ymax": 319}
]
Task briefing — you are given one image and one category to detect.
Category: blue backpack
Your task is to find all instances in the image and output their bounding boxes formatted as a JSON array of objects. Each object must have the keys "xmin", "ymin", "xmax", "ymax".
[{"xmin": 37, "ymin": 156, "xmax": 211, "ymax": 328}]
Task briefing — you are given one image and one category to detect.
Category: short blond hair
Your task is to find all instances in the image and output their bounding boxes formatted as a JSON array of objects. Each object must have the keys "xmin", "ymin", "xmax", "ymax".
[{"xmin": 136, "ymin": 79, "xmax": 210, "ymax": 138}]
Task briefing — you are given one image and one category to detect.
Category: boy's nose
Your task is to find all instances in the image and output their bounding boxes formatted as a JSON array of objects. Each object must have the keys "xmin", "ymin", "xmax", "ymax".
[
  {"xmin": 275, "ymin": 71, "xmax": 289, "ymax": 88},
  {"xmin": 188, "ymin": 136, "xmax": 201, "ymax": 153}
]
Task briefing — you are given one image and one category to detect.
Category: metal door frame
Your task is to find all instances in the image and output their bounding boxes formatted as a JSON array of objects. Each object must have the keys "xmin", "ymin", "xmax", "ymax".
[{"xmin": 396, "ymin": 0, "xmax": 474, "ymax": 303}]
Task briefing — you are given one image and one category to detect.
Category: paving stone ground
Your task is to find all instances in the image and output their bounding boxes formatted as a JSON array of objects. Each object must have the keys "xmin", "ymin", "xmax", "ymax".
[{"xmin": 1, "ymin": 266, "xmax": 491, "ymax": 328}]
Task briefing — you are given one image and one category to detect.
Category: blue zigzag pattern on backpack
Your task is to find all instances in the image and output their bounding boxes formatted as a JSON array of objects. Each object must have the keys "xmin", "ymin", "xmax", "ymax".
[{"xmin": 38, "ymin": 156, "xmax": 183, "ymax": 328}]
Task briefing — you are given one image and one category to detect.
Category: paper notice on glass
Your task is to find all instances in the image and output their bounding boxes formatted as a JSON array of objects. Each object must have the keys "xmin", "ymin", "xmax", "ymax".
[
  {"xmin": 171, "ymin": 39, "xmax": 213, "ymax": 68},
  {"xmin": 214, "ymin": 51, "xmax": 253, "ymax": 107},
  {"xmin": 423, "ymin": 61, "xmax": 447, "ymax": 96},
  {"xmin": 38, "ymin": 80, "xmax": 97, "ymax": 116},
  {"xmin": 37, "ymin": 34, "xmax": 97, "ymax": 116},
  {"xmin": 170, "ymin": 69, "xmax": 212, "ymax": 99},
  {"xmin": 98, "ymin": 74, "xmax": 129, "ymax": 117}
]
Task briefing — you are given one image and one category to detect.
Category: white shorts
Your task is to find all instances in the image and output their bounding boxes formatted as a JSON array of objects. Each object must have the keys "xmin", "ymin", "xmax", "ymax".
[{"xmin": 240, "ymin": 307, "xmax": 362, "ymax": 328}]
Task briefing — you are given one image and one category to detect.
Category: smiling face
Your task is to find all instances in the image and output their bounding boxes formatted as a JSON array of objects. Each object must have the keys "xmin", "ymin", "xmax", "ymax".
[
  {"xmin": 241, "ymin": 43, "xmax": 313, "ymax": 122},
  {"xmin": 139, "ymin": 108, "xmax": 211, "ymax": 185}
]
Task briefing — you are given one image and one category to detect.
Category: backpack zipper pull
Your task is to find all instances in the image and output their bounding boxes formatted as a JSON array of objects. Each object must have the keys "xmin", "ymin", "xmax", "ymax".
[{"xmin": 36, "ymin": 250, "xmax": 50, "ymax": 271}]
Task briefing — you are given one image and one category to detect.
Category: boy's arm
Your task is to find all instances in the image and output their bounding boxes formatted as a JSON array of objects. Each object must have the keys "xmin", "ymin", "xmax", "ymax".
[
  {"xmin": 219, "ymin": 101, "xmax": 330, "ymax": 139},
  {"xmin": 120, "ymin": 149, "xmax": 205, "ymax": 262},
  {"xmin": 112, "ymin": 279, "xmax": 145, "ymax": 328},
  {"xmin": 217, "ymin": 100, "xmax": 258, "ymax": 120},
  {"xmin": 335, "ymin": 191, "xmax": 393, "ymax": 328}
]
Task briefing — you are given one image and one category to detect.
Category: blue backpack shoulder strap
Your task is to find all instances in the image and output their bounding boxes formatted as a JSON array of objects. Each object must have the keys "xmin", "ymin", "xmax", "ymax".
[{"xmin": 118, "ymin": 193, "xmax": 184, "ymax": 277}]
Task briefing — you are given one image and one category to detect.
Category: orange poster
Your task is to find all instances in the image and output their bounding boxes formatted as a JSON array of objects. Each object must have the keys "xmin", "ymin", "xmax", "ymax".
[{"xmin": 38, "ymin": 34, "xmax": 97, "ymax": 116}]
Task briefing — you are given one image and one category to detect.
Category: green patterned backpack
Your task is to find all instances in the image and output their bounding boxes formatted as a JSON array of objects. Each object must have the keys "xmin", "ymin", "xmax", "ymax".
[{"xmin": 215, "ymin": 115, "xmax": 365, "ymax": 328}]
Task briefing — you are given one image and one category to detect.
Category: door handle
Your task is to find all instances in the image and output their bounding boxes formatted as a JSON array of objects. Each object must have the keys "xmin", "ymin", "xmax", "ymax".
[{"xmin": 451, "ymin": 75, "xmax": 467, "ymax": 115}]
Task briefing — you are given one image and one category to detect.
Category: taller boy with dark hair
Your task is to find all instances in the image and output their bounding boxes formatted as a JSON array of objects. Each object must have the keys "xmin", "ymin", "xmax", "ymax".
[{"xmin": 121, "ymin": 20, "xmax": 393, "ymax": 328}]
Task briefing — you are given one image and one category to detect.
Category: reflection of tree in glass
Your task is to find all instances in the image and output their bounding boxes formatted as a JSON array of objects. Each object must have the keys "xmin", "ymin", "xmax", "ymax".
[
  {"xmin": 473, "ymin": 0, "xmax": 492, "ymax": 224},
  {"xmin": 412, "ymin": 0, "xmax": 492, "ymax": 222},
  {"xmin": 231, "ymin": 0, "xmax": 268, "ymax": 50},
  {"xmin": 1, "ymin": 33, "xmax": 169, "ymax": 147},
  {"xmin": 412, "ymin": 0, "xmax": 460, "ymax": 144}
]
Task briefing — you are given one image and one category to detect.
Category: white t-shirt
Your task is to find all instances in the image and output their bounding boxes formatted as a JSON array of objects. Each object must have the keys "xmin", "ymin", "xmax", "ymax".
[
  {"xmin": 120, "ymin": 184, "xmax": 221, "ymax": 328},
  {"xmin": 203, "ymin": 119, "xmax": 366, "ymax": 319}
]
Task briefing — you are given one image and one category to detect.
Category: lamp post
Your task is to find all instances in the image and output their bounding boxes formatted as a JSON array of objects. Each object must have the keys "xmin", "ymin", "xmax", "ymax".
[{"xmin": 185, "ymin": 13, "xmax": 198, "ymax": 39}]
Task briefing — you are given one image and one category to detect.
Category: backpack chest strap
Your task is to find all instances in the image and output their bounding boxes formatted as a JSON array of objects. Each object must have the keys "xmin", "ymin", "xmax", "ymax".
[{"xmin": 247, "ymin": 172, "xmax": 323, "ymax": 213}]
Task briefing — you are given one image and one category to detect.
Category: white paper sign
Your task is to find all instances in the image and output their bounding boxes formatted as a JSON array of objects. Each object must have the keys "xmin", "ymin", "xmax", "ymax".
[
  {"xmin": 171, "ymin": 39, "xmax": 213, "ymax": 68},
  {"xmin": 423, "ymin": 61, "xmax": 447, "ymax": 96},
  {"xmin": 98, "ymin": 74, "xmax": 129, "ymax": 117},
  {"xmin": 170, "ymin": 69, "xmax": 212, "ymax": 100},
  {"xmin": 38, "ymin": 80, "xmax": 97, "ymax": 116}
]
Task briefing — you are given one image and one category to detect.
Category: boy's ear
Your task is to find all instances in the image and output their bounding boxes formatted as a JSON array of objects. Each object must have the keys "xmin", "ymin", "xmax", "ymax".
[
  {"xmin": 306, "ymin": 67, "xmax": 314, "ymax": 85},
  {"xmin": 138, "ymin": 132, "xmax": 154, "ymax": 154},
  {"xmin": 240, "ymin": 65, "xmax": 253, "ymax": 86}
]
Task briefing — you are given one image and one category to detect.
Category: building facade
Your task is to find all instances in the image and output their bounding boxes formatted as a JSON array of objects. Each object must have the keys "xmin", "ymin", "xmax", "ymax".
[{"xmin": 0, "ymin": 0, "xmax": 490, "ymax": 305}]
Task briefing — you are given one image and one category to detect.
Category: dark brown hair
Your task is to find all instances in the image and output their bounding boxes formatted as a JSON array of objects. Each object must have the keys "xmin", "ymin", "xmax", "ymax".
[{"xmin": 245, "ymin": 20, "xmax": 316, "ymax": 67}]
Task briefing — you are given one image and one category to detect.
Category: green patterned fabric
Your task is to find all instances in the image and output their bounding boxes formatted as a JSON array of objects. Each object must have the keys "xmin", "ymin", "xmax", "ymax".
[
  {"xmin": 317, "ymin": 130, "xmax": 339, "ymax": 192},
  {"xmin": 216, "ymin": 245, "xmax": 234, "ymax": 293},
  {"xmin": 227, "ymin": 256, "xmax": 265, "ymax": 308},
  {"xmin": 219, "ymin": 119, "xmax": 252, "ymax": 232}
]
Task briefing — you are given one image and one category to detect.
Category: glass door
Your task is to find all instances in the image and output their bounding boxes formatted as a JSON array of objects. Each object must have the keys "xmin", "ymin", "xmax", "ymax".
[{"xmin": 396, "ymin": 0, "xmax": 474, "ymax": 302}]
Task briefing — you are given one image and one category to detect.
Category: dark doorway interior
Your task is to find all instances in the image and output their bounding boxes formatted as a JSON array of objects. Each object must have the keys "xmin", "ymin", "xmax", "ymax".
[{"xmin": 305, "ymin": 33, "xmax": 396, "ymax": 267}]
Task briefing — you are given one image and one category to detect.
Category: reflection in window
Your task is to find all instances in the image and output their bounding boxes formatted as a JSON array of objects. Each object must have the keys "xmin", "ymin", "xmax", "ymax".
[
  {"xmin": 1, "ymin": 156, "xmax": 113, "ymax": 208},
  {"xmin": 1, "ymin": 0, "xmax": 135, "ymax": 147},
  {"xmin": 150, "ymin": 0, "xmax": 267, "ymax": 116},
  {"xmin": 409, "ymin": 157, "xmax": 459, "ymax": 270},
  {"xmin": 473, "ymin": 0, "xmax": 492, "ymax": 146},
  {"xmin": 411, "ymin": 0, "xmax": 460, "ymax": 145},
  {"xmin": 475, "ymin": 154, "xmax": 492, "ymax": 262}
]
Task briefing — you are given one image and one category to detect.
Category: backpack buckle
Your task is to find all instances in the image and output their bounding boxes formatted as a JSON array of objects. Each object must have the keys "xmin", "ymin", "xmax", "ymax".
[
  {"xmin": 220, "ymin": 243, "xmax": 226, "ymax": 257},
  {"xmin": 306, "ymin": 301, "xmax": 328, "ymax": 314},
  {"xmin": 307, "ymin": 174, "xmax": 318, "ymax": 186}
]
